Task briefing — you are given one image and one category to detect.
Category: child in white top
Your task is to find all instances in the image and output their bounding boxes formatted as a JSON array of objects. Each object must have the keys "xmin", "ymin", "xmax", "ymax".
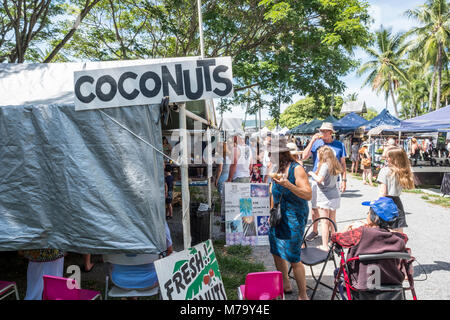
[
  {"xmin": 308, "ymin": 146, "xmax": 343, "ymax": 251},
  {"xmin": 377, "ymin": 147, "xmax": 414, "ymax": 233}
]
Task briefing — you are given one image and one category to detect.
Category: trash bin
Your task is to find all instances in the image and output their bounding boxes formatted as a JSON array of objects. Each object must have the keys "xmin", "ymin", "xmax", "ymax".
[{"xmin": 190, "ymin": 202, "xmax": 211, "ymax": 246}]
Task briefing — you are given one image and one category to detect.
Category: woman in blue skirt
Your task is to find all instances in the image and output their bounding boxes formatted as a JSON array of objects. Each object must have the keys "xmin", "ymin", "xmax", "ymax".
[{"xmin": 268, "ymin": 138, "xmax": 312, "ymax": 300}]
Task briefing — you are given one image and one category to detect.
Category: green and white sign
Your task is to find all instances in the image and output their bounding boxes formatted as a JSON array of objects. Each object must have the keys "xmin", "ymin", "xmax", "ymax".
[{"xmin": 155, "ymin": 239, "xmax": 227, "ymax": 300}]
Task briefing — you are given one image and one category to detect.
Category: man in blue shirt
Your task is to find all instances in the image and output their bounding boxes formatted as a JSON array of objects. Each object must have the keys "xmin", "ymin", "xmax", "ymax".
[{"xmin": 302, "ymin": 122, "xmax": 347, "ymax": 241}]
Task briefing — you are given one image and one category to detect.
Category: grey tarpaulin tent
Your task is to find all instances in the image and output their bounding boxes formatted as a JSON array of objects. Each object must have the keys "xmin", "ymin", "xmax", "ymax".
[{"xmin": 0, "ymin": 59, "xmax": 206, "ymax": 254}]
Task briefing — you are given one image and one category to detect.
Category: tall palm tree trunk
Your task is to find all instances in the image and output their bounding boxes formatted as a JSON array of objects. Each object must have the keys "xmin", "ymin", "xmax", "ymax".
[
  {"xmin": 389, "ymin": 79, "xmax": 399, "ymax": 117},
  {"xmin": 436, "ymin": 42, "xmax": 443, "ymax": 110},
  {"xmin": 429, "ymin": 68, "xmax": 437, "ymax": 111}
]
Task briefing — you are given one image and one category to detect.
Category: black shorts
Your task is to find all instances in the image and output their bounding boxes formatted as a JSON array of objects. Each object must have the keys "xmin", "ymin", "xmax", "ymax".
[
  {"xmin": 387, "ymin": 196, "xmax": 408, "ymax": 228},
  {"xmin": 166, "ymin": 191, "xmax": 173, "ymax": 204}
]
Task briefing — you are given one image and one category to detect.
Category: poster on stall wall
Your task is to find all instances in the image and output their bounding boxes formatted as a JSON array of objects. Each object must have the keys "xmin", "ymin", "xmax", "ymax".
[
  {"xmin": 154, "ymin": 239, "xmax": 227, "ymax": 300},
  {"xmin": 224, "ymin": 183, "xmax": 271, "ymax": 246}
]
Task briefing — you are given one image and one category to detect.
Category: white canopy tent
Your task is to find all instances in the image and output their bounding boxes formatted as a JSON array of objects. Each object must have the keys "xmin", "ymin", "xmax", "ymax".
[
  {"xmin": 340, "ymin": 101, "xmax": 367, "ymax": 114},
  {"xmin": 367, "ymin": 125, "xmax": 396, "ymax": 136},
  {"xmin": 220, "ymin": 117, "xmax": 243, "ymax": 131}
]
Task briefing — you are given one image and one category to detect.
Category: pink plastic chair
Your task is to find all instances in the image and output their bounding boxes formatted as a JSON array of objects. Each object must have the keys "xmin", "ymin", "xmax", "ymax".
[
  {"xmin": 237, "ymin": 271, "xmax": 284, "ymax": 300},
  {"xmin": 0, "ymin": 281, "xmax": 19, "ymax": 300},
  {"xmin": 42, "ymin": 275, "xmax": 101, "ymax": 300}
]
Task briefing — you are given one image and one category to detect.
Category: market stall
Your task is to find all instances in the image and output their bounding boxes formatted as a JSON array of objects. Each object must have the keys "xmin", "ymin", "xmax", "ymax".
[
  {"xmin": 0, "ymin": 59, "xmax": 173, "ymax": 254},
  {"xmin": 359, "ymin": 109, "xmax": 402, "ymax": 169},
  {"xmin": 333, "ymin": 112, "xmax": 369, "ymax": 133},
  {"xmin": 0, "ymin": 56, "xmax": 233, "ymax": 253},
  {"xmin": 389, "ymin": 106, "xmax": 450, "ymax": 185},
  {"xmin": 323, "ymin": 115, "xmax": 339, "ymax": 123},
  {"xmin": 297, "ymin": 118, "xmax": 324, "ymax": 135},
  {"xmin": 363, "ymin": 109, "xmax": 401, "ymax": 131}
]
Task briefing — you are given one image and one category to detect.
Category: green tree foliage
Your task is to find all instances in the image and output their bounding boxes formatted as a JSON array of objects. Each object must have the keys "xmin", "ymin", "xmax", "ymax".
[
  {"xmin": 0, "ymin": 0, "xmax": 101, "ymax": 63},
  {"xmin": 59, "ymin": 0, "xmax": 372, "ymax": 124},
  {"xmin": 0, "ymin": 0, "xmax": 372, "ymax": 125},
  {"xmin": 362, "ymin": 107, "xmax": 378, "ymax": 120},
  {"xmin": 357, "ymin": 26, "xmax": 416, "ymax": 118},
  {"xmin": 276, "ymin": 95, "xmax": 343, "ymax": 129},
  {"xmin": 405, "ymin": 0, "xmax": 449, "ymax": 110}
]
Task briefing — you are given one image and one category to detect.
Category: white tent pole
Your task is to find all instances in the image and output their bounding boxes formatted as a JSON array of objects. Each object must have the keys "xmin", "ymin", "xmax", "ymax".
[
  {"xmin": 206, "ymin": 128, "xmax": 212, "ymax": 239},
  {"xmin": 197, "ymin": 0, "xmax": 213, "ymax": 237},
  {"xmin": 197, "ymin": 0, "xmax": 205, "ymax": 58},
  {"xmin": 179, "ymin": 103, "xmax": 191, "ymax": 249}
]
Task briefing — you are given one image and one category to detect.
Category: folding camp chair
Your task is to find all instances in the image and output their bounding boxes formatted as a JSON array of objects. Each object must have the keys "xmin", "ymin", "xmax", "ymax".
[
  {"xmin": 42, "ymin": 275, "xmax": 101, "ymax": 300},
  {"xmin": 0, "ymin": 281, "xmax": 19, "ymax": 300},
  {"xmin": 331, "ymin": 247, "xmax": 418, "ymax": 300},
  {"xmin": 103, "ymin": 254, "xmax": 160, "ymax": 300},
  {"xmin": 288, "ymin": 217, "xmax": 338, "ymax": 300},
  {"xmin": 237, "ymin": 271, "xmax": 284, "ymax": 300}
]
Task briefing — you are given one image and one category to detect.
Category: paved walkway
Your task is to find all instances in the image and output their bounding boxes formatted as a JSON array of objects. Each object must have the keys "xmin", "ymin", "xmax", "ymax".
[{"xmin": 250, "ymin": 174, "xmax": 450, "ymax": 300}]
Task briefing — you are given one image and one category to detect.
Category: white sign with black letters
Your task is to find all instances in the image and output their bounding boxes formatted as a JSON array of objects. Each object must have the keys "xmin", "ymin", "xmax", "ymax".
[{"xmin": 74, "ymin": 57, "xmax": 233, "ymax": 111}]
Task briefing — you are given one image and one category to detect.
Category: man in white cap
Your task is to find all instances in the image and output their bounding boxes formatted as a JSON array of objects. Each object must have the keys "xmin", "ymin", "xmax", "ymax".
[
  {"xmin": 302, "ymin": 122, "xmax": 347, "ymax": 241},
  {"xmin": 227, "ymin": 130, "xmax": 253, "ymax": 183}
]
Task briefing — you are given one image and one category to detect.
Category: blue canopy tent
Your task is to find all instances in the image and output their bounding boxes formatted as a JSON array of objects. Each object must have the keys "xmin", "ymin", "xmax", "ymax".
[
  {"xmin": 288, "ymin": 122, "xmax": 306, "ymax": 134},
  {"xmin": 323, "ymin": 115, "xmax": 339, "ymax": 123},
  {"xmin": 298, "ymin": 118, "xmax": 323, "ymax": 134},
  {"xmin": 333, "ymin": 112, "xmax": 368, "ymax": 132},
  {"xmin": 392, "ymin": 105, "xmax": 450, "ymax": 132},
  {"xmin": 289, "ymin": 115, "xmax": 338, "ymax": 135},
  {"xmin": 362, "ymin": 109, "xmax": 401, "ymax": 130}
]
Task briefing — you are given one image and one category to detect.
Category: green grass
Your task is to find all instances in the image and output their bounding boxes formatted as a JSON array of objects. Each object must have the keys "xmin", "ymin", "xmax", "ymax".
[
  {"xmin": 427, "ymin": 197, "xmax": 450, "ymax": 208},
  {"xmin": 352, "ymin": 173, "xmax": 378, "ymax": 186},
  {"xmin": 403, "ymin": 189, "xmax": 424, "ymax": 194},
  {"xmin": 213, "ymin": 240, "xmax": 265, "ymax": 300},
  {"xmin": 418, "ymin": 192, "xmax": 450, "ymax": 208},
  {"xmin": 403, "ymin": 189, "xmax": 450, "ymax": 208}
]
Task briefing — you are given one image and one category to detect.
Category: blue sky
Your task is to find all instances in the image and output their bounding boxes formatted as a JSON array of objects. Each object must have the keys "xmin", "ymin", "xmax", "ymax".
[{"xmin": 221, "ymin": 0, "xmax": 426, "ymax": 121}]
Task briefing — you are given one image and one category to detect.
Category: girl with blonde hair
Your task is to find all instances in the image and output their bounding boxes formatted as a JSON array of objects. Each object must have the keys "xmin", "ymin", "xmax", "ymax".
[
  {"xmin": 377, "ymin": 147, "xmax": 415, "ymax": 232},
  {"xmin": 308, "ymin": 146, "xmax": 343, "ymax": 251}
]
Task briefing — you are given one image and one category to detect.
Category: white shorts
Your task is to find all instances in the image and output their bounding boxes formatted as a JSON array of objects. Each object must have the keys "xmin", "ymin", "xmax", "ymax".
[
  {"xmin": 310, "ymin": 179, "xmax": 318, "ymax": 209},
  {"xmin": 317, "ymin": 197, "xmax": 341, "ymax": 211}
]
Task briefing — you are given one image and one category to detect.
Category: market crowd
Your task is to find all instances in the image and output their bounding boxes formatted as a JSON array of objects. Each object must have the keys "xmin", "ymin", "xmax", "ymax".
[
  {"xmin": 9, "ymin": 122, "xmax": 450, "ymax": 301},
  {"xmin": 209, "ymin": 122, "xmax": 425, "ymax": 300}
]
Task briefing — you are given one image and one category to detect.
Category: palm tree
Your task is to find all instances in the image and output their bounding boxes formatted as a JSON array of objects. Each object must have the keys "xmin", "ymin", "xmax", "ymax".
[
  {"xmin": 441, "ymin": 71, "xmax": 449, "ymax": 106},
  {"xmin": 405, "ymin": 0, "xmax": 449, "ymax": 110},
  {"xmin": 398, "ymin": 79, "xmax": 428, "ymax": 118},
  {"xmin": 358, "ymin": 27, "xmax": 413, "ymax": 117},
  {"xmin": 344, "ymin": 92, "xmax": 359, "ymax": 102},
  {"xmin": 398, "ymin": 85, "xmax": 414, "ymax": 118}
]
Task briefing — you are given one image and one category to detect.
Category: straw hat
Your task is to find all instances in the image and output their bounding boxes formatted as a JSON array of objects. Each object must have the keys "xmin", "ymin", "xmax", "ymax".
[
  {"xmin": 319, "ymin": 122, "xmax": 335, "ymax": 132},
  {"xmin": 286, "ymin": 142, "xmax": 302, "ymax": 155}
]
